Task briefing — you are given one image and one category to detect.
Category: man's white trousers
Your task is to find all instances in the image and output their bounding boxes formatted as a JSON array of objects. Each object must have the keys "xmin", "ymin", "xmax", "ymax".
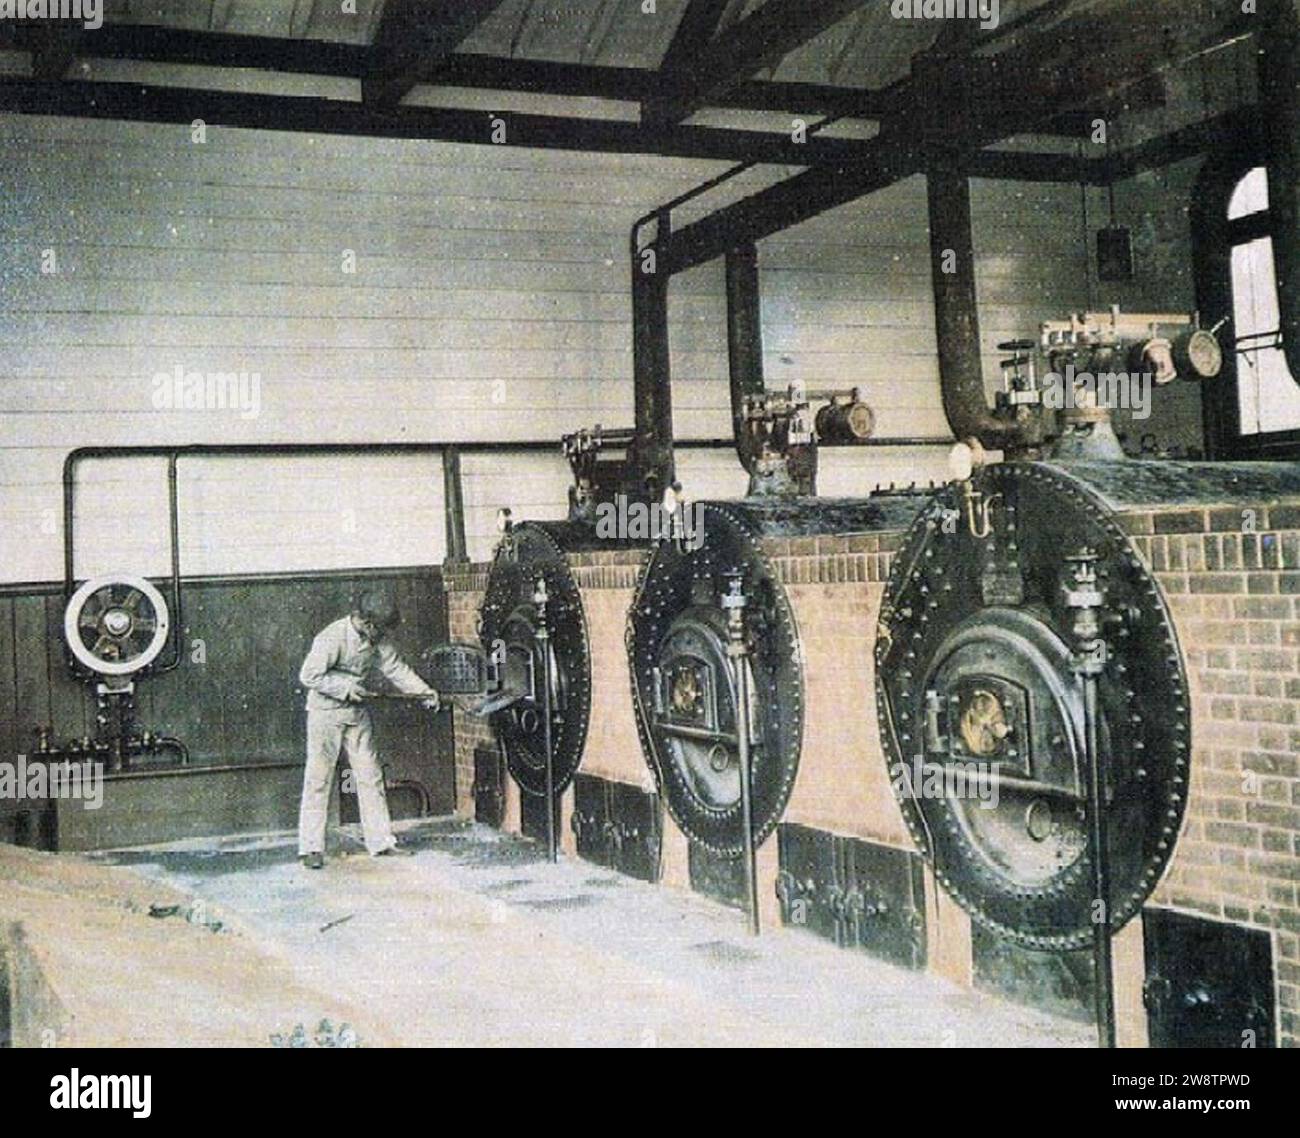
[{"xmin": 298, "ymin": 709, "xmax": 396, "ymax": 856}]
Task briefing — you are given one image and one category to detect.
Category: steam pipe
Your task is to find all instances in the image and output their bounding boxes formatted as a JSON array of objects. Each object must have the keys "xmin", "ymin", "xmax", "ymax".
[
  {"xmin": 725, "ymin": 574, "xmax": 761, "ymax": 937},
  {"xmin": 60, "ymin": 437, "xmax": 732, "ymax": 600},
  {"xmin": 155, "ymin": 453, "xmax": 184, "ymax": 675},
  {"xmin": 534, "ymin": 573, "xmax": 558, "ymax": 864},
  {"xmin": 726, "ymin": 242, "xmax": 766, "ymax": 474},
  {"xmin": 629, "ymin": 211, "xmax": 676, "ymax": 502},
  {"xmin": 926, "ymin": 164, "xmax": 1030, "ymax": 452},
  {"xmin": 442, "ymin": 446, "xmax": 468, "ymax": 565}
]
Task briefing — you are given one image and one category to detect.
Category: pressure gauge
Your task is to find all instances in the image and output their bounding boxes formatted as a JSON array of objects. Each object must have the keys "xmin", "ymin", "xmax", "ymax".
[{"xmin": 1178, "ymin": 328, "xmax": 1225, "ymax": 380}]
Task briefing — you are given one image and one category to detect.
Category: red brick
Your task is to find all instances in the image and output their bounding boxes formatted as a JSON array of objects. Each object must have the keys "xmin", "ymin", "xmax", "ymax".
[
  {"xmin": 1210, "ymin": 507, "xmax": 1257, "ymax": 532},
  {"xmin": 1201, "ymin": 672, "xmax": 1251, "ymax": 695},
  {"xmin": 1244, "ymin": 752, "xmax": 1300, "ymax": 778},
  {"xmin": 1262, "ymin": 533, "xmax": 1284, "ymax": 569},
  {"xmin": 1246, "ymin": 802, "xmax": 1300, "ymax": 829},
  {"xmin": 1155, "ymin": 510, "xmax": 1207, "ymax": 534},
  {"xmin": 1236, "ymin": 598, "xmax": 1294, "ymax": 620},
  {"xmin": 1205, "ymin": 822, "xmax": 1261, "ymax": 849},
  {"xmin": 1237, "ymin": 699, "xmax": 1298, "ymax": 725},
  {"xmin": 1192, "ymin": 574, "xmax": 1246, "ymax": 594},
  {"xmin": 1264, "ymin": 830, "xmax": 1293, "ymax": 854},
  {"xmin": 1249, "ymin": 854, "xmax": 1300, "ymax": 883},
  {"xmin": 1249, "ymin": 623, "xmax": 1282, "ymax": 645},
  {"xmin": 1248, "ymin": 573, "xmax": 1280, "ymax": 595}
]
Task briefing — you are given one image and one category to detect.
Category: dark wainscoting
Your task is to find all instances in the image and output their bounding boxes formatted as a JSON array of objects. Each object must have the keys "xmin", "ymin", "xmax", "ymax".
[{"xmin": 0, "ymin": 567, "xmax": 454, "ymax": 849}]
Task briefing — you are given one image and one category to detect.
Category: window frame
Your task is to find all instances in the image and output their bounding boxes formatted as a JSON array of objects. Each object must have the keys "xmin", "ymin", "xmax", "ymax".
[{"xmin": 1194, "ymin": 146, "xmax": 1300, "ymax": 459}]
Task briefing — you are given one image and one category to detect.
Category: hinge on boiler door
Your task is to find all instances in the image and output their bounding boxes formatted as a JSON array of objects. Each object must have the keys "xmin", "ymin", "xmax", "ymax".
[
  {"xmin": 775, "ymin": 868, "xmax": 816, "ymax": 927},
  {"xmin": 924, "ymin": 689, "xmax": 948, "ymax": 755},
  {"xmin": 570, "ymin": 808, "xmax": 596, "ymax": 846},
  {"xmin": 1141, "ymin": 974, "xmax": 1169, "ymax": 1014}
]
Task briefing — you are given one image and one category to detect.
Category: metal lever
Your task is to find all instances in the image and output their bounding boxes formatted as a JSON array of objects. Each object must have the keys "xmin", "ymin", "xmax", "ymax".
[
  {"xmin": 723, "ymin": 572, "xmax": 761, "ymax": 937},
  {"xmin": 534, "ymin": 573, "xmax": 558, "ymax": 865},
  {"xmin": 1066, "ymin": 547, "xmax": 1115, "ymax": 1050}
]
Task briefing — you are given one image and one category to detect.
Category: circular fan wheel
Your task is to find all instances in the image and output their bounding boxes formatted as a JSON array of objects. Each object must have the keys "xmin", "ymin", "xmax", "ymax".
[{"xmin": 64, "ymin": 574, "xmax": 171, "ymax": 677}]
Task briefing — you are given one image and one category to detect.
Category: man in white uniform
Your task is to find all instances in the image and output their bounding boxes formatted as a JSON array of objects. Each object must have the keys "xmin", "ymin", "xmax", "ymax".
[{"xmin": 297, "ymin": 592, "xmax": 439, "ymax": 868}]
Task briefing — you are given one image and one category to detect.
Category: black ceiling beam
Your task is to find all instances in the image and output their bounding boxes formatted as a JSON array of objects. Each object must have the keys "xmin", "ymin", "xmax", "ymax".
[
  {"xmin": 643, "ymin": 0, "xmax": 869, "ymax": 129},
  {"xmin": 662, "ymin": 0, "xmax": 1258, "ymax": 274},
  {"xmin": 0, "ymin": 23, "xmax": 893, "ymax": 119},
  {"xmin": 362, "ymin": 0, "xmax": 509, "ymax": 107},
  {"xmin": 25, "ymin": 20, "xmax": 83, "ymax": 81},
  {"xmin": 963, "ymin": 148, "xmax": 1089, "ymax": 184},
  {"xmin": 0, "ymin": 22, "xmax": 367, "ymax": 76},
  {"xmin": 1098, "ymin": 106, "xmax": 1260, "ymax": 183},
  {"xmin": 0, "ymin": 77, "xmax": 885, "ymax": 166},
  {"xmin": 660, "ymin": 0, "xmax": 732, "ymax": 73}
]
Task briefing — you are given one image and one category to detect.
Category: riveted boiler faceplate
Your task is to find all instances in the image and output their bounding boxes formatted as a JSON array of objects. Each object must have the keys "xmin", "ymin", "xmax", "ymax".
[
  {"xmin": 479, "ymin": 523, "xmax": 592, "ymax": 798},
  {"xmin": 875, "ymin": 462, "xmax": 1192, "ymax": 950},
  {"xmin": 626, "ymin": 502, "xmax": 804, "ymax": 856}
]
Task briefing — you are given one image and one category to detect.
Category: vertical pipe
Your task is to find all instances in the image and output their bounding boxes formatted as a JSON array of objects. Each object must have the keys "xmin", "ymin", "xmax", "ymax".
[
  {"xmin": 157, "ymin": 452, "xmax": 184, "ymax": 674},
  {"xmin": 725, "ymin": 242, "xmax": 765, "ymax": 473},
  {"xmin": 534, "ymin": 573, "xmax": 557, "ymax": 863},
  {"xmin": 1066, "ymin": 547, "xmax": 1116, "ymax": 1048},
  {"xmin": 630, "ymin": 210, "xmax": 675, "ymax": 503},
  {"xmin": 928, "ymin": 166, "xmax": 988, "ymax": 443},
  {"xmin": 442, "ymin": 446, "xmax": 468, "ymax": 565},
  {"xmin": 1084, "ymin": 672, "xmax": 1116, "ymax": 1048},
  {"xmin": 725, "ymin": 574, "xmax": 760, "ymax": 935},
  {"xmin": 63, "ymin": 460, "xmax": 76, "ymax": 598},
  {"xmin": 926, "ymin": 166, "xmax": 1029, "ymax": 451}
]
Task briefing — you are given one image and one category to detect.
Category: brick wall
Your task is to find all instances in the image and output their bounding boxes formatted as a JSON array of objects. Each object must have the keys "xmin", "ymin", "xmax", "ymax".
[
  {"xmin": 444, "ymin": 508, "xmax": 1300, "ymax": 1045},
  {"xmin": 444, "ymin": 564, "xmax": 491, "ymax": 817},
  {"xmin": 761, "ymin": 533, "xmax": 911, "ymax": 848},
  {"xmin": 1121, "ymin": 505, "xmax": 1300, "ymax": 1047},
  {"xmin": 566, "ymin": 551, "xmax": 651, "ymax": 789}
]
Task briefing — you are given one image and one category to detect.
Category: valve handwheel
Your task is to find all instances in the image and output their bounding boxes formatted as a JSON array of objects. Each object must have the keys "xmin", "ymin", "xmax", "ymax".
[{"xmin": 64, "ymin": 573, "xmax": 171, "ymax": 677}]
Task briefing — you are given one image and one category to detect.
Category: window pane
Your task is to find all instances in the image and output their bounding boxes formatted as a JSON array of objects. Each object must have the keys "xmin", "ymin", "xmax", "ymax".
[
  {"xmin": 1232, "ymin": 237, "xmax": 1282, "ymax": 337},
  {"xmin": 1231, "ymin": 232, "xmax": 1299, "ymax": 435},
  {"xmin": 1237, "ymin": 346, "xmax": 1300, "ymax": 434},
  {"xmin": 1228, "ymin": 166, "xmax": 1269, "ymax": 220}
]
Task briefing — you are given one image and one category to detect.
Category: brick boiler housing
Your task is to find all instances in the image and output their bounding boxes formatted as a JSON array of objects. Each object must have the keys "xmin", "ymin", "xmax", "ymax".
[{"xmin": 447, "ymin": 471, "xmax": 1300, "ymax": 1049}]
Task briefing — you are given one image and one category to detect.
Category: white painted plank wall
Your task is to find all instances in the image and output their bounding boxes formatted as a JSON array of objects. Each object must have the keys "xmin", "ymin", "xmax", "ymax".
[{"xmin": 1, "ymin": 114, "xmax": 1108, "ymax": 578}]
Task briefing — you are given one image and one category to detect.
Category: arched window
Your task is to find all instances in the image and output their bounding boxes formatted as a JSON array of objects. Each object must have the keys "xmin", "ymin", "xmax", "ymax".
[
  {"xmin": 1196, "ymin": 153, "xmax": 1300, "ymax": 456},
  {"xmin": 1227, "ymin": 167, "xmax": 1300, "ymax": 435}
]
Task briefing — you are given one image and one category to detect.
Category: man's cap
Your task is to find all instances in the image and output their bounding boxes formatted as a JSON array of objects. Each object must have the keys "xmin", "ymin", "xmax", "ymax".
[{"xmin": 357, "ymin": 591, "xmax": 401, "ymax": 630}]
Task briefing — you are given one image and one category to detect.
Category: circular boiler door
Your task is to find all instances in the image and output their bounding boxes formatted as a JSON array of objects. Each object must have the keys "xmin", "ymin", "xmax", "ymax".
[
  {"xmin": 627, "ymin": 502, "xmax": 803, "ymax": 856},
  {"xmin": 494, "ymin": 606, "xmax": 569, "ymax": 784},
  {"xmin": 651, "ymin": 606, "xmax": 759, "ymax": 815},
  {"xmin": 922, "ymin": 609, "xmax": 1092, "ymax": 894},
  {"xmin": 876, "ymin": 462, "xmax": 1192, "ymax": 950},
  {"xmin": 479, "ymin": 523, "xmax": 591, "ymax": 798}
]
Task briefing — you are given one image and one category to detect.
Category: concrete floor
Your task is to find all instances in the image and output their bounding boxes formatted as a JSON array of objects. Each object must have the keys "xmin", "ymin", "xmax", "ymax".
[{"xmin": 80, "ymin": 817, "xmax": 1092, "ymax": 1048}]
